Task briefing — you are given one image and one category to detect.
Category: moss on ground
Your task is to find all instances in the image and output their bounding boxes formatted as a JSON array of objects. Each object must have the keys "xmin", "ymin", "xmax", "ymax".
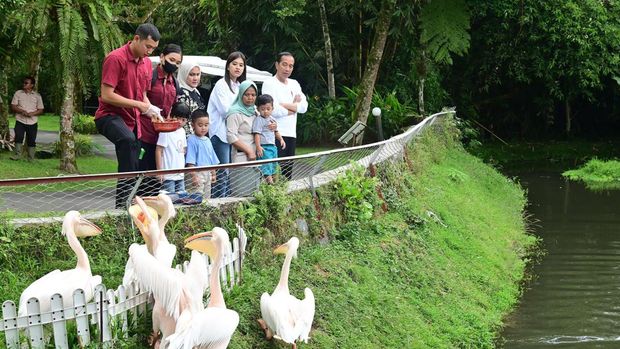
[{"xmin": 0, "ymin": 116, "xmax": 537, "ymax": 348}]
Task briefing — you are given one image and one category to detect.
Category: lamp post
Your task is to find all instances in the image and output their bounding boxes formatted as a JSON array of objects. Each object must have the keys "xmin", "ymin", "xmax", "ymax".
[{"xmin": 372, "ymin": 107, "xmax": 383, "ymax": 141}]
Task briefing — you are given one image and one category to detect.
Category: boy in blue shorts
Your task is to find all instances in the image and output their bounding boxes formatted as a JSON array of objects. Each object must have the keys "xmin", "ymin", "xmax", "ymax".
[{"xmin": 252, "ymin": 94, "xmax": 286, "ymax": 184}]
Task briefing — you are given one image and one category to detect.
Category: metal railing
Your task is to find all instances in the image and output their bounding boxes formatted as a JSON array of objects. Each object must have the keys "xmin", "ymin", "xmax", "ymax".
[{"xmin": 0, "ymin": 111, "xmax": 450, "ymax": 226}]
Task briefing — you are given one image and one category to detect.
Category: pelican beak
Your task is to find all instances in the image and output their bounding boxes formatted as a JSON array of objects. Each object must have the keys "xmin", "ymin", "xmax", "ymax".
[
  {"xmin": 143, "ymin": 194, "xmax": 176, "ymax": 218},
  {"xmin": 75, "ymin": 217, "xmax": 102, "ymax": 237},
  {"xmin": 185, "ymin": 231, "xmax": 216, "ymax": 257},
  {"xmin": 273, "ymin": 243, "xmax": 288, "ymax": 255},
  {"xmin": 128, "ymin": 197, "xmax": 158, "ymax": 243}
]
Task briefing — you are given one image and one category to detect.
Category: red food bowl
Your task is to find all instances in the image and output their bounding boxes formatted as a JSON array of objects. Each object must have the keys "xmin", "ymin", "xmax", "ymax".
[{"xmin": 153, "ymin": 119, "xmax": 181, "ymax": 132}]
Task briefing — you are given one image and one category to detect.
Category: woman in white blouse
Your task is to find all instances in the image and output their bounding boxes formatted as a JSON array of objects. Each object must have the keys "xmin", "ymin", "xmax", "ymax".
[
  {"xmin": 206, "ymin": 51, "xmax": 247, "ymax": 197},
  {"xmin": 260, "ymin": 51, "xmax": 308, "ymax": 180}
]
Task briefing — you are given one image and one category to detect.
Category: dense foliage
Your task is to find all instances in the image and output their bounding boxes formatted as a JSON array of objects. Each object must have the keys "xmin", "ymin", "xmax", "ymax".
[{"xmin": 3, "ymin": 0, "xmax": 620, "ymax": 146}]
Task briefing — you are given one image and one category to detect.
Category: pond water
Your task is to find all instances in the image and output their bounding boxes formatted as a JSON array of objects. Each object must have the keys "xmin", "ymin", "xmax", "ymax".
[{"xmin": 501, "ymin": 171, "xmax": 620, "ymax": 348}]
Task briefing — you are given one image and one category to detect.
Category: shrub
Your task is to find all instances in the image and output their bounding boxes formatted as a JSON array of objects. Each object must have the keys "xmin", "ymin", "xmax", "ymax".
[
  {"xmin": 331, "ymin": 163, "xmax": 381, "ymax": 224},
  {"xmin": 72, "ymin": 113, "xmax": 98, "ymax": 134},
  {"xmin": 52, "ymin": 134, "xmax": 103, "ymax": 157}
]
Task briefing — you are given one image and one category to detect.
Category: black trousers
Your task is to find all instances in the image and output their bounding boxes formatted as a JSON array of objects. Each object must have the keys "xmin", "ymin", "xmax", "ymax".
[
  {"xmin": 95, "ymin": 115, "xmax": 141, "ymax": 208},
  {"xmin": 277, "ymin": 136, "xmax": 296, "ymax": 180},
  {"xmin": 14, "ymin": 120, "xmax": 38, "ymax": 147},
  {"xmin": 137, "ymin": 141, "xmax": 161, "ymax": 197}
]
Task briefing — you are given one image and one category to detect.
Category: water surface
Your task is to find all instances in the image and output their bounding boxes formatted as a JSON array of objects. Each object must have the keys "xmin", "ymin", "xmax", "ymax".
[{"xmin": 501, "ymin": 172, "xmax": 620, "ymax": 348}]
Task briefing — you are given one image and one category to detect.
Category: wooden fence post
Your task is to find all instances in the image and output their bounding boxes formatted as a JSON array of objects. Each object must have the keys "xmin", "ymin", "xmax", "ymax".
[
  {"xmin": 26, "ymin": 297, "xmax": 44, "ymax": 348},
  {"xmin": 2, "ymin": 301, "xmax": 19, "ymax": 348},
  {"xmin": 73, "ymin": 289, "xmax": 91, "ymax": 347},
  {"xmin": 50, "ymin": 294, "xmax": 69, "ymax": 349}
]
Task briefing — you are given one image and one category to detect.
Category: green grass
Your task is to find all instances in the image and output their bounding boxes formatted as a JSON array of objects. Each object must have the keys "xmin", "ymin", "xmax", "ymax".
[
  {"xmin": 562, "ymin": 158, "xmax": 620, "ymax": 190},
  {"xmin": 297, "ymin": 146, "xmax": 335, "ymax": 155},
  {"xmin": 9, "ymin": 113, "xmax": 60, "ymax": 132},
  {"xmin": 0, "ymin": 152, "xmax": 117, "ymax": 180},
  {"xmin": 0, "ymin": 118, "xmax": 536, "ymax": 348}
]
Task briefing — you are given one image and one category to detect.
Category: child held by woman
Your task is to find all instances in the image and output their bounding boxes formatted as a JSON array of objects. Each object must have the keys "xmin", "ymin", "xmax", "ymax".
[{"xmin": 252, "ymin": 94, "xmax": 286, "ymax": 184}]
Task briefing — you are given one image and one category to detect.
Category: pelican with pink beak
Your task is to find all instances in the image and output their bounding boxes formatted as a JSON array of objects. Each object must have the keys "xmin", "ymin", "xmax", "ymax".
[{"xmin": 18, "ymin": 211, "xmax": 102, "ymax": 316}]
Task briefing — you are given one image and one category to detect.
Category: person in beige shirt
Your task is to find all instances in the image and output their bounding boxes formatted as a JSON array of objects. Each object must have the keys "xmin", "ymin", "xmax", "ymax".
[{"xmin": 10, "ymin": 76, "xmax": 44, "ymax": 161}]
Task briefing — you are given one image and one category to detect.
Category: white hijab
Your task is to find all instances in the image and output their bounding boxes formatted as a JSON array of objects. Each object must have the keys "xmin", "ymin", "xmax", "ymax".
[{"xmin": 177, "ymin": 61, "xmax": 201, "ymax": 91}]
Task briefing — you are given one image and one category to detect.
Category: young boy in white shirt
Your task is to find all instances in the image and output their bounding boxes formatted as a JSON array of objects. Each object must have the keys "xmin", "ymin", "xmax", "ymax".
[{"xmin": 155, "ymin": 102, "xmax": 190, "ymax": 194}]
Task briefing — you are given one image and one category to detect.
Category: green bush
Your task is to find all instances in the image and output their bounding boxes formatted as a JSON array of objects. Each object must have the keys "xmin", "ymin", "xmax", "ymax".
[
  {"xmin": 52, "ymin": 134, "xmax": 103, "ymax": 157},
  {"xmin": 298, "ymin": 95, "xmax": 353, "ymax": 145},
  {"xmin": 72, "ymin": 113, "xmax": 98, "ymax": 134},
  {"xmin": 298, "ymin": 86, "xmax": 418, "ymax": 145},
  {"xmin": 331, "ymin": 163, "xmax": 381, "ymax": 224}
]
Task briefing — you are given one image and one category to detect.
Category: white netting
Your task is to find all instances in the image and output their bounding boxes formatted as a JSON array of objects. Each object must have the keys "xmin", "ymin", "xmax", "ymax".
[{"xmin": 0, "ymin": 111, "xmax": 451, "ymax": 224}]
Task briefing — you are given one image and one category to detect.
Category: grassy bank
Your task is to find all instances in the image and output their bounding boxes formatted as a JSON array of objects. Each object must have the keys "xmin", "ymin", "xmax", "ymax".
[{"xmin": 0, "ymin": 117, "xmax": 536, "ymax": 348}]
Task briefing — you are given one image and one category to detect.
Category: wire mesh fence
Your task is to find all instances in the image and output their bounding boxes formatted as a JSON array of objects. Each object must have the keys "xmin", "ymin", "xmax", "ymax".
[{"xmin": 0, "ymin": 111, "xmax": 450, "ymax": 224}]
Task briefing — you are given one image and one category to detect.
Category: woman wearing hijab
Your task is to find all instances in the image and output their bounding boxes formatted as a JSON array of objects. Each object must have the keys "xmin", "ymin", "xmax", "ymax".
[
  {"xmin": 138, "ymin": 43, "xmax": 183, "ymax": 196},
  {"xmin": 226, "ymin": 80, "xmax": 262, "ymax": 196},
  {"xmin": 226, "ymin": 80, "xmax": 258, "ymax": 163},
  {"xmin": 207, "ymin": 51, "xmax": 247, "ymax": 197},
  {"xmin": 177, "ymin": 61, "xmax": 206, "ymax": 134}
]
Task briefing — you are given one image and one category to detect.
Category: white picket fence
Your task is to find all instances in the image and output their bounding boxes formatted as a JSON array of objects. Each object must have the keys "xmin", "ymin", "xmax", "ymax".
[{"xmin": 0, "ymin": 227, "xmax": 247, "ymax": 348}]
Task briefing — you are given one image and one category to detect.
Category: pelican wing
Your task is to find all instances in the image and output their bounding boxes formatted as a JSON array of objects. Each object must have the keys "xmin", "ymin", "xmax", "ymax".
[
  {"xmin": 155, "ymin": 242, "xmax": 177, "ymax": 268},
  {"xmin": 182, "ymin": 250, "xmax": 209, "ymax": 312},
  {"xmin": 166, "ymin": 307, "xmax": 239, "ymax": 349},
  {"xmin": 18, "ymin": 269, "xmax": 61, "ymax": 316},
  {"xmin": 293, "ymin": 288, "xmax": 315, "ymax": 343},
  {"xmin": 128, "ymin": 243, "xmax": 184, "ymax": 319},
  {"xmin": 260, "ymin": 292, "xmax": 299, "ymax": 344}
]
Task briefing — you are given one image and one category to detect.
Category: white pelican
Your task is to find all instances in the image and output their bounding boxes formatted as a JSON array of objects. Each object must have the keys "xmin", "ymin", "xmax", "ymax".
[
  {"xmin": 126, "ymin": 196, "xmax": 203, "ymax": 348},
  {"xmin": 142, "ymin": 194, "xmax": 178, "ymax": 268},
  {"xmin": 166, "ymin": 227, "xmax": 240, "ymax": 349},
  {"xmin": 259, "ymin": 237, "xmax": 315, "ymax": 348},
  {"xmin": 18, "ymin": 211, "xmax": 102, "ymax": 317}
]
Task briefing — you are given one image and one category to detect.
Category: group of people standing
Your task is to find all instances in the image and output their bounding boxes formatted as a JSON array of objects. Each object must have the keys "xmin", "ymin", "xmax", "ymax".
[{"xmin": 93, "ymin": 23, "xmax": 307, "ymax": 208}]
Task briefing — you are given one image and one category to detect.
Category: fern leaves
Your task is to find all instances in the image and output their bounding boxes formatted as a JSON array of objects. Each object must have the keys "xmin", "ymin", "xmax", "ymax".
[{"xmin": 420, "ymin": 0, "xmax": 471, "ymax": 64}]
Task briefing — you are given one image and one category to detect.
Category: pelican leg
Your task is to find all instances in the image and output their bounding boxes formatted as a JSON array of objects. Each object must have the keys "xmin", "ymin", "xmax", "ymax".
[
  {"xmin": 257, "ymin": 318, "xmax": 273, "ymax": 340},
  {"xmin": 148, "ymin": 331, "xmax": 160, "ymax": 348}
]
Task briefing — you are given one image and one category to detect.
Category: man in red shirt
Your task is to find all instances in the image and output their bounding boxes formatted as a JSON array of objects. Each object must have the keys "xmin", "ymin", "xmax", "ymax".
[{"xmin": 95, "ymin": 23, "xmax": 162, "ymax": 208}]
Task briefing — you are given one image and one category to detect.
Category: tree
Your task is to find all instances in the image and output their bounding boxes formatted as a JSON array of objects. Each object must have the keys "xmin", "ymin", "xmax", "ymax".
[
  {"xmin": 454, "ymin": 0, "xmax": 620, "ymax": 137},
  {"xmin": 318, "ymin": 0, "xmax": 336, "ymax": 98},
  {"xmin": 417, "ymin": 0, "xmax": 470, "ymax": 116},
  {"xmin": 352, "ymin": 0, "xmax": 396, "ymax": 144},
  {"xmin": 0, "ymin": 0, "xmax": 26, "ymax": 147},
  {"xmin": 12, "ymin": 0, "xmax": 123, "ymax": 172}
]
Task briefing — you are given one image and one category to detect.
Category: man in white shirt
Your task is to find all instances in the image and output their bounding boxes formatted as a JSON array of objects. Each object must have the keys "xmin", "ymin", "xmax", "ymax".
[
  {"xmin": 10, "ymin": 76, "xmax": 44, "ymax": 161},
  {"xmin": 260, "ymin": 52, "xmax": 308, "ymax": 180}
]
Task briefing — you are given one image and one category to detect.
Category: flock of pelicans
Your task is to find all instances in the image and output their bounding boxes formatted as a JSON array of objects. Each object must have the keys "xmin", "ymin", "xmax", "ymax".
[{"xmin": 15, "ymin": 194, "xmax": 315, "ymax": 349}]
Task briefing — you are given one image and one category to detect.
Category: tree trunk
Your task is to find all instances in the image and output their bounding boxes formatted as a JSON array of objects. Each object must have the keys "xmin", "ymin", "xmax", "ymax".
[
  {"xmin": 29, "ymin": 50, "xmax": 42, "ymax": 89},
  {"xmin": 417, "ymin": 50, "xmax": 427, "ymax": 116},
  {"xmin": 0, "ymin": 69, "xmax": 10, "ymax": 142},
  {"xmin": 60, "ymin": 77, "xmax": 78, "ymax": 173},
  {"xmin": 418, "ymin": 78, "xmax": 425, "ymax": 116},
  {"xmin": 565, "ymin": 98, "xmax": 571, "ymax": 137},
  {"xmin": 352, "ymin": 0, "xmax": 395, "ymax": 144},
  {"xmin": 318, "ymin": 0, "xmax": 336, "ymax": 99}
]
